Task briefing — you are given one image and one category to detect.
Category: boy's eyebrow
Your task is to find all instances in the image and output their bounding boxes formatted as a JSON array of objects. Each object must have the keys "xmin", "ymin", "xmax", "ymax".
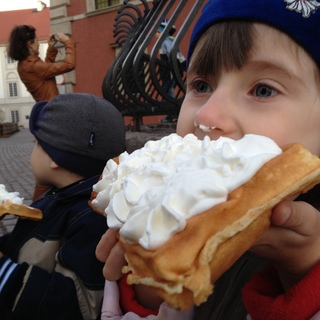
[{"xmin": 247, "ymin": 60, "xmax": 300, "ymax": 81}]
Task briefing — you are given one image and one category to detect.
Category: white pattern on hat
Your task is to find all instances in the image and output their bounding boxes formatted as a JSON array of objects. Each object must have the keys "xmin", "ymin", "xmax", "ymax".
[{"xmin": 285, "ymin": 0, "xmax": 320, "ymax": 18}]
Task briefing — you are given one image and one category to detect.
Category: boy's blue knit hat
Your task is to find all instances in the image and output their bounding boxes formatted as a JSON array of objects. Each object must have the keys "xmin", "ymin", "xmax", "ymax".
[
  {"xmin": 188, "ymin": 0, "xmax": 320, "ymax": 68},
  {"xmin": 29, "ymin": 93, "xmax": 126, "ymax": 178}
]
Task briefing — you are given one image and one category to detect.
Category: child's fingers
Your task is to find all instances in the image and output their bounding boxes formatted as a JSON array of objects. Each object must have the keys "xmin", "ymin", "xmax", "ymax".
[
  {"xmin": 271, "ymin": 200, "xmax": 319, "ymax": 237},
  {"xmin": 251, "ymin": 200, "xmax": 320, "ymax": 288},
  {"xmin": 96, "ymin": 229, "xmax": 118, "ymax": 262},
  {"xmin": 103, "ymin": 242, "xmax": 126, "ymax": 281},
  {"xmin": 96, "ymin": 229, "xmax": 126, "ymax": 281},
  {"xmin": 253, "ymin": 200, "xmax": 319, "ymax": 253}
]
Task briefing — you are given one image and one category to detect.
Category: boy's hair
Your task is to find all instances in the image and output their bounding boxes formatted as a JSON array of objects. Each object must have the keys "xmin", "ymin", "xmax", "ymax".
[
  {"xmin": 190, "ymin": 21, "xmax": 253, "ymax": 76},
  {"xmin": 29, "ymin": 93, "xmax": 126, "ymax": 178},
  {"xmin": 7, "ymin": 25, "xmax": 36, "ymax": 61},
  {"xmin": 188, "ymin": 0, "xmax": 320, "ymax": 69}
]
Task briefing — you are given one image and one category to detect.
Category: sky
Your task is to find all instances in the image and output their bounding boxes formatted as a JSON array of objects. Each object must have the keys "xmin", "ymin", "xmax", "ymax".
[{"xmin": 0, "ymin": 0, "xmax": 50, "ymax": 12}]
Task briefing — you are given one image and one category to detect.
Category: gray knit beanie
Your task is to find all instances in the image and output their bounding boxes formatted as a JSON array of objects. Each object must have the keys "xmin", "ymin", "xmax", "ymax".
[{"xmin": 29, "ymin": 93, "xmax": 126, "ymax": 177}]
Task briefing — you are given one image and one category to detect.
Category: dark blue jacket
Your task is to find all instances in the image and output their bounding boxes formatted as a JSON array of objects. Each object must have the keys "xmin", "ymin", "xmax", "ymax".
[{"xmin": 0, "ymin": 175, "xmax": 107, "ymax": 320}]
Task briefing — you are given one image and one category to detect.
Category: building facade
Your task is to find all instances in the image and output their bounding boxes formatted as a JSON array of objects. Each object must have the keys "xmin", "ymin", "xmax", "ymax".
[
  {"xmin": 0, "ymin": 1, "xmax": 202, "ymax": 128},
  {"xmin": 0, "ymin": 6, "xmax": 52, "ymax": 128},
  {"xmin": 50, "ymin": 0, "xmax": 201, "ymax": 125}
]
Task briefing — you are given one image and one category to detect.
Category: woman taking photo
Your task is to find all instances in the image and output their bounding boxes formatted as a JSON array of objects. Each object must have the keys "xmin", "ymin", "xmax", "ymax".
[{"xmin": 7, "ymin": 24, "xmax": 76, "ymax": 102}]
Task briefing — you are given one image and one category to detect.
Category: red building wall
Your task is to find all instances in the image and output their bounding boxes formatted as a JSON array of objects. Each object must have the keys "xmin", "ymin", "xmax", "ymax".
[
  {"xmin": 58, "ymin": 0, "xmax": 203, "ymax": 124},
  {"xmin": 0, "ymin": 8, "xmax": 50, "ymax": 43},
  {"xmin": 71, "ymin": 14, "xmax": 117, "ymax": 96}
]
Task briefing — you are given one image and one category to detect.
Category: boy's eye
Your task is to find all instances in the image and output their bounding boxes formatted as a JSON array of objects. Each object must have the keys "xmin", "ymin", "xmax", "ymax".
[
  {"xmin": 194, "ymin": 80, "xmax": 210, "ymax": 93},
  {"xmin": 254, "ymin": 84, "xmax": 277, "ymax": 98}
]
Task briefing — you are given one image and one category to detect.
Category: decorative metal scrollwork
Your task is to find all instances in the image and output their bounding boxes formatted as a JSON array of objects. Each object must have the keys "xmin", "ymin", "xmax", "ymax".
[{"xmin": 102, "ymin": 0, "xmax": 204, "ymax": 130}]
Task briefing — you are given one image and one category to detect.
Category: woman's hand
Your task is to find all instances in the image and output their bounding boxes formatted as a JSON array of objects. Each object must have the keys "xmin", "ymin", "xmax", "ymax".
[
  {"xmin": 48, "ymin": 32, "xmax": 70, "ymax": 46},
  {"xmin": 48, "ymin": 33, "xmax": 56, "ymax": 47},
  {"xmin": 55, "ymin": 32, "xmax": 70, "ymax": 44},
  {"xmin": 251, "ymin": 200, "xmax": 320, "ymax": 290},
  {"xmin": 96, "ymin": 228, "xmax": 126, "ymax": 281}
]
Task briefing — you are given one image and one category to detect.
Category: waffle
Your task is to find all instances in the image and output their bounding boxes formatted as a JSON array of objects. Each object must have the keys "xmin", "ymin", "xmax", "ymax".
[
  {"xmin": 118, "ymin": 143, "xmax": 320, "ymax": 310},
  {"xmin": 0, "ymin": 200, "xmax": 42, "ymax": 221}
]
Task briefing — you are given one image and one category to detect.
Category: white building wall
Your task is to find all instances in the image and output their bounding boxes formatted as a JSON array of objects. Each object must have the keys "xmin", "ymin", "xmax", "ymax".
[{"xmin": 0, "ymin": 41, "xmax": 48, "ymax": 128}]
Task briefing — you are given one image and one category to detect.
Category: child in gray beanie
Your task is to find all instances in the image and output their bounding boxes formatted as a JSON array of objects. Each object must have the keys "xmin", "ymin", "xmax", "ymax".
[
  {"xmin": 29, "ymin": 93, "xmax": 125, "ymax": 178},
  {"xmin": 96, "ymin": 0, "xmax": 320, "ymax": 319},
  {"xmin": 0, "ymin": 93, "xmax": 126, "ymax": 320}
]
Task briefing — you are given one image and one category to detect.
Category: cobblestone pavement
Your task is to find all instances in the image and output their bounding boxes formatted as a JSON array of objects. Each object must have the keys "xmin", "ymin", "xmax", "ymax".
[
  {"xmin": 0, "ymin": 125, "xmax": 175, "ymax": 235},
  {"xmin": 0, "ymin": 128, "xmax": 35, "ymax": 235}
]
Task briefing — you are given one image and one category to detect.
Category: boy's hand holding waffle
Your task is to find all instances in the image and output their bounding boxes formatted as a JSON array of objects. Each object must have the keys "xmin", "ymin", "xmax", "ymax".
[{"xmin": 91, "ymin": 134, "xmax": 320, "ymax": 310}]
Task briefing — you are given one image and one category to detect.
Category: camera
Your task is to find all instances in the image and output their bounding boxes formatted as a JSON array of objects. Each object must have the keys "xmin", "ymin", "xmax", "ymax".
[{"xmin": 52, "ymin": 34, "xmax": 59, "ymax": 42}]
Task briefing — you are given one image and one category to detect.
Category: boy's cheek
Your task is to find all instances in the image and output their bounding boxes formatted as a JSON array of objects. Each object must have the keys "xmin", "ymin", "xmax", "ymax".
[{"xmin": 176, "ymin": 110, "xmax": 196, "ymax": 136}]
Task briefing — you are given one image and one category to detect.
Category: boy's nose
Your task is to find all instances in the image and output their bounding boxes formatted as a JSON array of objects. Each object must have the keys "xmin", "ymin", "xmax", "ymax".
[{"xmin": 194, "ymin": 89, "xmax": 236, "ymax": 134}]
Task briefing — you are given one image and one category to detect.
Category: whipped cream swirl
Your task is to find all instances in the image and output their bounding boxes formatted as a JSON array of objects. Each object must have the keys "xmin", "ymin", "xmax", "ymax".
[
  {"xmin": 0, "ymin": 184, "xmax": 23, "ymax": 204},
  {"xmin": 92, "ymin": 134, "xmax": 282, "ymax": 250}
]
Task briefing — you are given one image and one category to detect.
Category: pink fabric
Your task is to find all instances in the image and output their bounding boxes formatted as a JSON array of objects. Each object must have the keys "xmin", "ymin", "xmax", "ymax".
[
  {"xmin": 119, "ymin": 275, "xmax": 158, "ymax": 317},
  {"xmin": 101, "ymin": 280, "xmax": 194, "ymax": 320}
]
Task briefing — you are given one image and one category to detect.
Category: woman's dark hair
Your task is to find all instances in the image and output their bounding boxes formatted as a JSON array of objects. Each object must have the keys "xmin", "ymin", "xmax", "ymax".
[
  {"xmin": 189, "ymin": 21, "xmax": 253, "ymax": 76},
  {"xmin": 7, "ymin": 25, "xmax": 36, "ymax": 61}
]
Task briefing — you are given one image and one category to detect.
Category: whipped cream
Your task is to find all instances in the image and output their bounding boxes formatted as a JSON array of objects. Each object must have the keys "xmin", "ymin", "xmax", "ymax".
[
  {"xmin": 0, "ymin": 184, "xmax": 23, "ymax": 204},
  {"xmin": 92, "ymin": 134, "xmax": 282, "ymax": 250}
]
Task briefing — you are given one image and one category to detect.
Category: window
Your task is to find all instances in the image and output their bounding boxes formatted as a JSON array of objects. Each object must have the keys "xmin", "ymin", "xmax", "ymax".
[
  {"xmin": 7, "ymin": 56, "xmax": 15, "ymax": 64},
  {"xmin": 95, "ymin": 0, "xmax": 120, "ymax": 9},
  {"xmin": 11, "ymin": 110, "xmax": 20, "ymax": 123},
  {"xmin": 8, "ymin": 82, "xmax": 18, "ymax": 98}
]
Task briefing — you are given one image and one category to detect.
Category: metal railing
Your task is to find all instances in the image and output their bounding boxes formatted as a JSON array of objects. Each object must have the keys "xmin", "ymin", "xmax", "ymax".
[{"xmin": 102, "ymin": 0, "xmax": 205, "ymax": 130}]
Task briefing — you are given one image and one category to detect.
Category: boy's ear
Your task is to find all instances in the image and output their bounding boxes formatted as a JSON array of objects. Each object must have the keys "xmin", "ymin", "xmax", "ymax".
[{"xmin": 50, "ymin": 160, "xmax": 59, "ymax": 169}]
